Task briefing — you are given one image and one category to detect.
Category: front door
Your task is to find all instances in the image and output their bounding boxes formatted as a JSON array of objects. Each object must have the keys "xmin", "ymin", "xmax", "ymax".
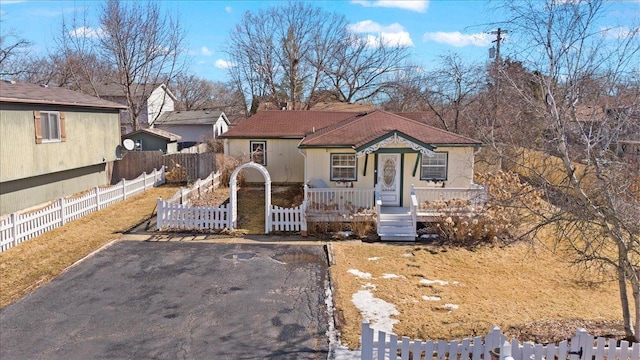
[{"xmin": 377, "ymin": 154, "xmax": 401, "ymax": 206}]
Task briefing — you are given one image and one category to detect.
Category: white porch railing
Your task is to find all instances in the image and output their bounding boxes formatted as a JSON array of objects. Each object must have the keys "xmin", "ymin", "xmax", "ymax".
[
  {"xmin": 305, "ymin": 186, "xmax": 376, "ymax": 214},
  {"xmin": 360, "ymin": 321, "xmax": 640, "ymax": 360},
  {"xmin": 413, "ymin": 184, "xmax": 487, "ymax": 211}
]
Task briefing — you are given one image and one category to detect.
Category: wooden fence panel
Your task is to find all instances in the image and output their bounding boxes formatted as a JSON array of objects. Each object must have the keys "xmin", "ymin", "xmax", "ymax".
[
  {"xmin": 111, "ymin": 150, "xmax": 163, "ymax": 184},
  {"xmin": 163, "ymin": 152, "xmax": 216, "ymax": 183}
]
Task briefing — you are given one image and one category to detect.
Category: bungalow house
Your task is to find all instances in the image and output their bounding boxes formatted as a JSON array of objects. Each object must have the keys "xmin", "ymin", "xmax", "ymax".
[
  {"xmin": 220, "ymin": 110, "xmax": 486, "ymax": 240},
  {"xmin": 152, "ymin": 110, "xmax": 229, "ymax": 149},
  {"xmin": 0, "ymin": 81, "xmax": 126, "ymax": 215},
  {"xmin": 93, "ymin": 83, "xmax": 176, "ymax": 134},
  {"xmin": 122, "ymin": 128, "xmax": 181, "ymax": 154}
]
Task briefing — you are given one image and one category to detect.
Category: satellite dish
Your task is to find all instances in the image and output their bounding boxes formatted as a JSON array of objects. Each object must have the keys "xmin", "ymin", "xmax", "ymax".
[{"xmin": 123, "ymin": 139, "xmax": 135, "ymax": 151}]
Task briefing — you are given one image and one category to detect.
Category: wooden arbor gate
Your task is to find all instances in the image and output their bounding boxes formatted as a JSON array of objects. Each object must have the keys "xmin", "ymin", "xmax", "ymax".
[{"xmin": 228, "ymin": 162, "xmax": 272, "ymax": 234}]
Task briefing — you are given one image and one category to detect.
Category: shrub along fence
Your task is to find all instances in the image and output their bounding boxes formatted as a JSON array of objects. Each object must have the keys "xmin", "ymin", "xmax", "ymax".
[
  {"xmin": 0, "ymin": 168, "xmax": 166, "ymax": 252},
  {"xmin": 360, "ymin": 321, "xmax": 639, "ymax": 360}
]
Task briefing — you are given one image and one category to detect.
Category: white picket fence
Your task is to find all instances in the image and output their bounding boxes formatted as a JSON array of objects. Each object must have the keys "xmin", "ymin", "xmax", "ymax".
[
  {"xmin": 166, "ymin": 171, "xmax": 222, "ymax": 205},
  {"xmin": 157, "ymin": 171, "xmax": 231, "ymax": 231},
  {"xmin": 360, "ymin": 321, "xmax": 640, "ymax": 360},
  {"xmin": 271, "ymin": 203, "xmax": 307, "ymax": 232},
  {"xmin": 156, "ymin": 200, "xmax": 230, "ymax": 230},
  {"xmin": 0, "ymin": 168, "xmax": 166, "ymax": 252}
]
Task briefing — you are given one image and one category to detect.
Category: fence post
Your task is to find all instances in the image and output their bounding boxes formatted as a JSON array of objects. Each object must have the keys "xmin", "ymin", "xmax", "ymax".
[
  {"xmin": 122, "ymin": 179, "xmax": 127, "ymax": 200},
  {"xmin": 361, "ymin": 320, "xmax": 374, "ymax": 360},
  {"xmin": 571, "ymin": 328, "xmax": 589, "ymax": 360},
  {"xmin": 156, "ymin": 198, "xmax": 163, "ymax": 230},
  {"xmin": 11, "ymin": 212, "xmax": 18, "ymax": 248},
  {"xmin": 59, "ymin": 198, "xmax": 66, "ymax": 226},
  {"xmin": 94, "ymin": 187, "xmax": 101, "ymax": 210}
]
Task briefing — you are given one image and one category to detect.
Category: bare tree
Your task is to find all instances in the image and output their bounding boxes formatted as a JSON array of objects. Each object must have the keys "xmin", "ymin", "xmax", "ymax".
[
  {"xmin": 172, "ymin": 74, "xmax": 213, "ymax": 111},
  {"xmin": 493, "ymin": 0, "xmax": 640, "ymax": 341},
  {"xmin": 419, "ymin": 54, "xmax": 484, "ymax": 134},
  {"xmin": 0, "ymin": 19, "xmax": 31, "ymax": 78},
  {"xmin": 226, "ymin": 2, "xmax": 347, "ymax": 110},
  {"xmin": 323, "ymin": 33, "xmax": 410, "ymax": 104}
]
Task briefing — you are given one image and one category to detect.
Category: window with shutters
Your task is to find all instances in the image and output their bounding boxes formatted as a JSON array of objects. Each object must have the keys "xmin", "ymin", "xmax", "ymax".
[{"xmin": 34, "ymin": 111, "xmax": 66, "ymax": 143}]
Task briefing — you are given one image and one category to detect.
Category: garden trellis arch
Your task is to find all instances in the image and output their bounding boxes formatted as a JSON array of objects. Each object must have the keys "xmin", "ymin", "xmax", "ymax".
[{"xmin": 229, "ymin": 162, "xmax": 272, "ymax": 234}]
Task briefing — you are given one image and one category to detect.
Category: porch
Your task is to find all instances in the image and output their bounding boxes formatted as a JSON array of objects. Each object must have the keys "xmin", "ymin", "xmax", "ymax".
[{"xmin": 304, "ymin": 184, "xmax": 487, "ymax": 241}]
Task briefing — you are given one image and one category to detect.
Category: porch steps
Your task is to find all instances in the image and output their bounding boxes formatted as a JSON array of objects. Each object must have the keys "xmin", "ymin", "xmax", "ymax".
[{"xmin": 378, "ymin": 207, "xmax": 416, "ymax": 242}]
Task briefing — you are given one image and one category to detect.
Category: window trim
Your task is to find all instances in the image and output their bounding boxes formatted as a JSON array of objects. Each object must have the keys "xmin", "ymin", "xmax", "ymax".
[
  {"xmin": 250, "ymin": 141, "xmax": 267, "ymax": 165},
  {"xmin": 420, "ymin": 152, "xmax": 448, "ymax": 181},
  {"xmin": 330, "ymin": 153, "xmax": 357, "ymax": 181},
  {"xmin": 34, "ymin": 110, "xmax": 66, "ymax": 143}
]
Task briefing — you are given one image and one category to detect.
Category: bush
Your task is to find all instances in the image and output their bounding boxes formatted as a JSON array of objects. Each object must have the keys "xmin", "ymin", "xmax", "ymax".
[
  {"xmin": 432, "ymin": 171, "xmax": 547, "ymax": 247},
  {"xmin": 216, "ymin": 154, "xmax": 244, "ymax": 187}
]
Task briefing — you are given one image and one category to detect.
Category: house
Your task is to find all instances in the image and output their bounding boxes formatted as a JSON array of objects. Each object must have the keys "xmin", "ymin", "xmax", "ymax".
[
  {"xmin": 152, "ymin": 110, "xmax": 229, "ymax": 149},
  {"xmin": 0, "ymin": 81, "xmax": 126, "ymax": 215},
  {"xmin": 93, "ymin": 83, "xmax": 176, "ymax": 134},
  {"xmin": 220, "ymin": 110, "xmax": 486, "ymax": 240},
  {"xmin": 122, "ymin": 128, "xmax": 181, "ymax": 154}
]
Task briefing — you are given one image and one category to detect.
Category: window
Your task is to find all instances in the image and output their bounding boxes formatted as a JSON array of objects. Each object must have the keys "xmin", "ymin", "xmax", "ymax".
[
  {"xmin": 331, "ymin": 153, "xmax": 357, "ymax": 181},
  {"xmin": 34, "ymin": 111, "xmax": 65, "ymax": 143},
  {"xmin": 250, "ymin": 141, "xmax": 266, "ymax": 165},
  {"xmin": 421, "ymin": 152, "xmax": 447, "ymax": 180}
]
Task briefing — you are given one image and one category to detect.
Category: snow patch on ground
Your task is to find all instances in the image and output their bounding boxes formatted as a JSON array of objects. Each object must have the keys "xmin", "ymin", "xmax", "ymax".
[
  {"xmin": 367, "ymin": 256, "xmax": 382, "ymax": 261},
  {"xmin": 381, "ymin": 273, "xmax": 404, "ymax": 279},
  {"xmin": 422, "ymin": 295, "xmax": 442, "ymax": 301},
  {"xmin": 351, "ymin": 290, "xmax": 399, "ymax": 334},
  {"xmin": 420, "ymin": 278, "xmax": 449, "ymax": 286},
  {"xmin": 443, "ymin": 303, "xmax": 459, "ymax": 310},
  {"xmin": 348, "ymin": 269, "xmax": 372, "ymax": 279}
]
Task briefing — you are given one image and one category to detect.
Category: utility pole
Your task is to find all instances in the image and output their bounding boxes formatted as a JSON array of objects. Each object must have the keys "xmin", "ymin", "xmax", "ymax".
[{"xmin": 490, "ymin": 28, "xmax": 508, "ymax": 63}]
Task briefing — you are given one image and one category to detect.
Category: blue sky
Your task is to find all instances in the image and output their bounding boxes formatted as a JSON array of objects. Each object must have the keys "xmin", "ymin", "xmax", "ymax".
[{"xmin": 1, "ymin": 0, "xmax": 639, "ymax": 82}]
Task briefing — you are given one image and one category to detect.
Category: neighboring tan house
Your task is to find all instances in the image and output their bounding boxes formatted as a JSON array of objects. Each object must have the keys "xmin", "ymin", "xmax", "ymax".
[
  {"xmin": 220, "ymin": 110, "xmax": 486, "ymax": 240},
  {"xmin": 152, "ymin": 110, "xmax": 229, "ymax": 149},
  {"xmin": 0, "ymin": 81, "xmax": 126, "ymax": 215},
  {"xmin": 122, "ymin": 128, "xmax": 181, "ymax": 154},
  {"xmin": 93, "ymin": 83, "xmax": 176, "ymax": 134}
]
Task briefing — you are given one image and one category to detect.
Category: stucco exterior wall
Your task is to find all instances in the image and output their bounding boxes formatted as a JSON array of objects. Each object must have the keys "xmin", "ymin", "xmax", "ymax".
[
  {"xmin": 0, "ymin": 106, "xmax": 121, "ymax": 183},
  {"xmin": 225, "ymin": 138, "xmax": 304, "ymax": 183}
]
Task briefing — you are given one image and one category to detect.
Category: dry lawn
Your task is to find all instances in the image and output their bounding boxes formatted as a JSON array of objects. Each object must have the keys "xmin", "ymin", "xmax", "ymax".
[
  {"xmin": 0, "ymin": 185, "xmax": 179, "ymax": 308},
  {"xmin": 330, "ymin": 240, "xmax": 623, "ymax": 349}
]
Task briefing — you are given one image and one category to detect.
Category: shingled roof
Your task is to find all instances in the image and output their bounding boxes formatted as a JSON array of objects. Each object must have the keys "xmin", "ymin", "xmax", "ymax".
[
  {"xmin": 125, "ymin": 128, "xmax": 181, "ymax": 142},
  {"xmin": 221, "ymin": 109, "xmax": 481, "ymax": 147},
  {"xmin": 0, "ymin": 80, "xmax": 126, "ymax": 110},
  {"xmin": 299, "ymin": 110, "xmax": 481, "ymax": 148},
  {"xmin": 220, "ymin": 111, "xmax": 360, "ymax": 138},
  {"xmin": 154, "ymin": 110, "xmax": 226, "ymax": 126}
]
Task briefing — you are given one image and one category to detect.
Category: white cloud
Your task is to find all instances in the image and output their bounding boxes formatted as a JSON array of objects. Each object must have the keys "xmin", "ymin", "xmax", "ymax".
[
  {"xmin": 215, "ymin": 59, "xmax": 235, "ymax": 69},
  {"xmin": 201, "ymin": 46, "xmax": 213, "ymax": 56},
  {"xmin": 423, "ymin": 31, "xmax": 491, "ymax": 47},
  {"xmin": 69, "ymin": 26, "xmax": 104, "ymax": 39},
  {"xmin": 349, "ymin": 20, "xmax": 414, "ymax": 47},
  {"xmin": 600, "ymin": 26, "xmax": 639, "ymax": 39},
  {"xmin": 352, "ymin": 0, "xmax": 428, "ymax": 13},
  {"xmin": 225, "ymin": 6, "xmax": 232, "ymax": 13},
  {"xmin": 348, "ymin": 20, "xmax": 404, "ymax": 34}
]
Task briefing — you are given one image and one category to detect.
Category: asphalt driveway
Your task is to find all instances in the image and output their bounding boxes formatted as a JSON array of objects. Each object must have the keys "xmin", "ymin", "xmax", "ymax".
[{"xmin": 0, "ymin": 241, "xmax": 330, "ymax": 360}]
